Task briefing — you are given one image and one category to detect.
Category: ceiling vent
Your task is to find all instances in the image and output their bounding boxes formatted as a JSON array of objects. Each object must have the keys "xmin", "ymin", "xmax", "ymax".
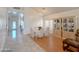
[{"xmin": 13, "ymin": 7, "xmax": 21, "ymax": 10}]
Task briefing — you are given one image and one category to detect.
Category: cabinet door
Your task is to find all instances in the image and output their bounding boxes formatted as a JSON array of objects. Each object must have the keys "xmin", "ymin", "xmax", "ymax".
[
  {"xmin": 62, "ymin": 16, "xmax": 77, "ymax": 39},
  {"xmin": 53, "ymin": 18, "xmax": 62, "ymax": 39}
]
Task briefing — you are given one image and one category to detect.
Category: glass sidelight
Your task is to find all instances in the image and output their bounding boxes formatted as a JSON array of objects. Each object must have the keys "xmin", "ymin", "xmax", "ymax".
[{"xmin": 12, "ymin": 21, "xmax": 17, "ymax": 39}]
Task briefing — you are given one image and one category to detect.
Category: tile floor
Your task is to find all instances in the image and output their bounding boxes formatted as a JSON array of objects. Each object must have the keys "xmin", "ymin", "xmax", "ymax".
[{"xmin": 0, "ymin": 29, "xmax": 45, "ymax": 52}]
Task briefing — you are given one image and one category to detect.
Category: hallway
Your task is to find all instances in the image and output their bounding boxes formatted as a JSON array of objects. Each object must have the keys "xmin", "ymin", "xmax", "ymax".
[{"xmin": 1, "ymin": 31, "xmax": 45, "ymax": 52}]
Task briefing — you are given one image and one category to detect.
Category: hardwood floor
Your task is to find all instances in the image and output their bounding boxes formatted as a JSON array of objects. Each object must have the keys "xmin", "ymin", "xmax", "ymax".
[{"xmin": 33, "ymin": 34, "xmax": 64, "ymax": 52}]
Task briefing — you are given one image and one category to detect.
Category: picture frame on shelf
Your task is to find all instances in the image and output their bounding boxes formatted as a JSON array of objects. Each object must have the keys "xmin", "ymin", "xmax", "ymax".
[
  {"xmin": 62, "ymin": 18, "xmax": 68, "ymax": 31},
  {"xmin": 68, "ymin": 17, "xmax": 75, "ymax": 32}
]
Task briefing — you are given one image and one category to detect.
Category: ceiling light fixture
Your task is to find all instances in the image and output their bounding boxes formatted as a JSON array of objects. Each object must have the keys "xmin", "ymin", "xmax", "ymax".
[{"xmin": 42, "ymin": 8, "xmax": 46, "ymax": 10}]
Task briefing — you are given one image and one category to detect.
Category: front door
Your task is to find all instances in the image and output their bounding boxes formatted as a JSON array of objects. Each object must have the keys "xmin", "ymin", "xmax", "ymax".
[
  {"xmin": 4, "ymin": 11, "xmax": 20, "ymax": 51},
  {"xmin": 8, "ymin": 12, "xmax": 18, "ymax": 40}
]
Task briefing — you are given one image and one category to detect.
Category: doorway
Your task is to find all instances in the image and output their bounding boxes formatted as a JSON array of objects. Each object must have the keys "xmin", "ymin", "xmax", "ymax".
[
  {"xmin": 3, "ymin": 11, "xmax": 24, "ymax": 51},
  {"xmin": 8, "ymin": 12, "xmax": 18, "ymax": 40}
]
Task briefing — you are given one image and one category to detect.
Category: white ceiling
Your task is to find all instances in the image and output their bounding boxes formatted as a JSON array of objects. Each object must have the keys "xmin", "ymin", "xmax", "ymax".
[
  {"xmin": 32, "ymin": 7, "xmax": 79, "ymax": 16},
  {"xmin": 0, "ymin": 7, "xmax": 79, "ymax": 18}
]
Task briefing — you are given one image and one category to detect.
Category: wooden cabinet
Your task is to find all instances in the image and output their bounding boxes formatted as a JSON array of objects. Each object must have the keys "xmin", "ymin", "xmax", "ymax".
[{"xmin": 53, "ymin": 16, "xmax": 77, "ymax": 39}]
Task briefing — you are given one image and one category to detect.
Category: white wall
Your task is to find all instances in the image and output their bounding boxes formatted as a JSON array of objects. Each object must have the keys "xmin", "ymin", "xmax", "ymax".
[
  {"xmin": 0, "ymin": 8, "xmax": 7, "ymax": 30},
  {"xmin": 24, "ymin": 8, "xmax": 43, "ymax": 34},
  {"xmin": 0, "ymin": 8, "xmax": 7, "ymax": 51}
]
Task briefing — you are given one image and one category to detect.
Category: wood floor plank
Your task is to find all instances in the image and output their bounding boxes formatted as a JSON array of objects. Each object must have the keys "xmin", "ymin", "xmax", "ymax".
[{"xmin": 33, "ymin": 35, "xmax": 64, "ymax": 52}]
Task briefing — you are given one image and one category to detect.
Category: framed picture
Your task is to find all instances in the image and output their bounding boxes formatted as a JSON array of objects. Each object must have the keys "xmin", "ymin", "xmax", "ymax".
[
  {"xmin": 62, "ymin": 18, "xmax": 68, "ymax": 31},
  {"xmin": 68, "ymin": 17, "xmax": 74, "ymax": 32},
  {"xmin": 54, "ymin": 19, "xmax": 61, "ymax": 30},
  {"xmin": 63, "ymin": 18, "xmax": 67, "ymax": 23}
]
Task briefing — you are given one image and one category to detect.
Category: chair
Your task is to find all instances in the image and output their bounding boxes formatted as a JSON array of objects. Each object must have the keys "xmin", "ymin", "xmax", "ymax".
[{"xmin": 63, "ymin": 29, "xmax": 79, "ymax": 52}]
